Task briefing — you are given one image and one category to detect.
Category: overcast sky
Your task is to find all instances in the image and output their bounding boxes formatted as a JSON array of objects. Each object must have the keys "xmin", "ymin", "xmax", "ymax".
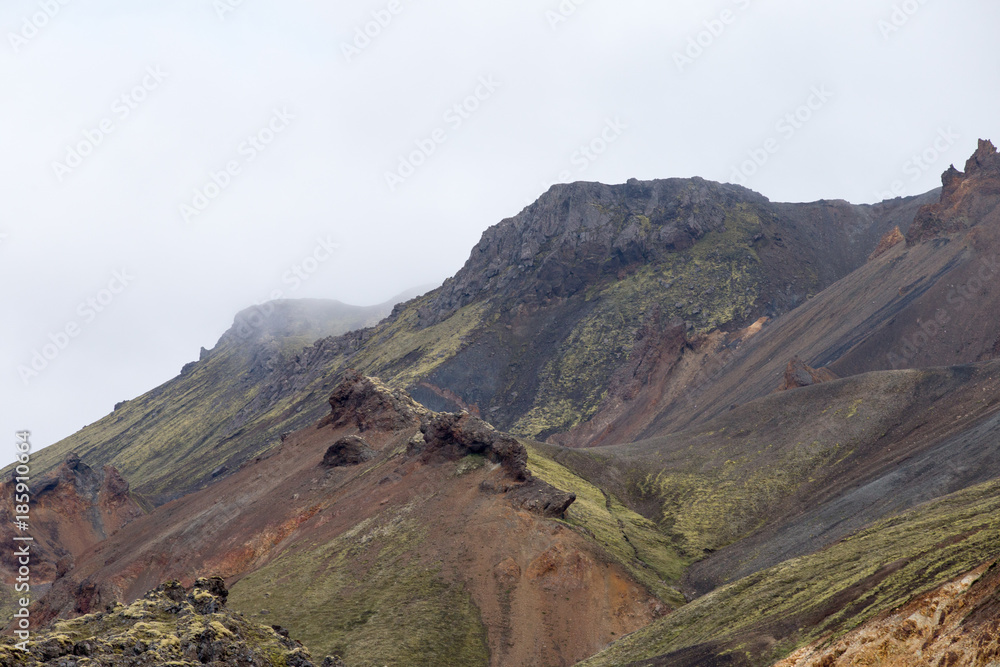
[{"xmin": 3, "ymin": 0, "xmax": 998, "ymax": 460}]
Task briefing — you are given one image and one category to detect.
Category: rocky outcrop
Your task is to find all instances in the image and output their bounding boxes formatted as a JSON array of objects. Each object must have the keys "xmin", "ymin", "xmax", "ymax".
[
  {"xmin": 908, "ymin": 139, "xmax": 1000, "ymax": 244},
  {"xmin": 320, "ymin": 370, "xmax": 427, "ymax": 432},
  {"xmin": 0, "ymin": 578, "xmax": 338, "ymax": 666},
  {"xmin": 868, "ymin": 225, "xmax": 905, "ymax": 260},
  {"xmin": 506, "ymin": 479, "xmax": 577, "ymax": 518},
  {"xmin": 418, "ymin": 412, "xmax": 529, "ymax": 481},
  {"xmin": 320, "ymin": 435, "xmax": 376, "ymax": 468},
  {"xmin": 0, "ymin": 454, "xmax": 145, "ymax": 593},
  {"xmin": 411, "ymin": 411, "xmax": 576, "ymax": 517},
  {"xmin": 778, "ymin": 356, "xmax": 838, "ymax": 391},
  {"xmin": 776, "ymin": 559, "xmax": 1000, "ymax": 667},
  {"xmin": 316, "ymin": 374, "xmax": 577, "ymax": 518}
]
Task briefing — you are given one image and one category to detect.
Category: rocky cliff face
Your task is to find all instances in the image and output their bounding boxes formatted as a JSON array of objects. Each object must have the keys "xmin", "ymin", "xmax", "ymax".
[{"xmin": 0, "ymin": 454, "xmax": 145, "ymax": 614}]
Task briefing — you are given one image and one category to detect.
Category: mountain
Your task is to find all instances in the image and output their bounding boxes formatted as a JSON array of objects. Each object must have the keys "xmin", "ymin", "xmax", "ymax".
[
  {"xmin": 15, "ymin": 292, "xmax": 425, "ymax": 505},
  {"xmin": 10, "ymin": 141, "xmax": 1000, "ymax": 666},
  {"xmin": 15, "ymin": 178, "xmax": 934, "ymax": 506}
]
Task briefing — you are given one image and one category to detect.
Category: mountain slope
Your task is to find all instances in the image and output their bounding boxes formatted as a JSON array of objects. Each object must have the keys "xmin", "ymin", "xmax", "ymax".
[
  {"xmin": 29, "ymin": 375, "xmax": 681, "ymax": 667},
  {"xmin": 569, "ymin": 141, "xmax": 1000, "ymax": 446},
  {"xmin": 537, "ymin": 358, "xmax": 1000, "ymax": 597},
  {"xmin": 15, "ymin": 177, "xmax": 935, "ymax": 508},
  {"xmin": 776, "ymin": 558, "xmax": 1000, "ymax": 666},
  {"xmin": 13, "ymin": 295, "xmax": 416, "ymax": 504},
  {"xmin": 580, "ymin": 474, "xmax": 1000, "ymax": 666}
]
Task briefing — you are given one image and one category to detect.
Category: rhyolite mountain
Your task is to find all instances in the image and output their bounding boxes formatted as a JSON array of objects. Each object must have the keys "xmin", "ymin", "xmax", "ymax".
[
  {"xmin": 18, "ymin": 176, "xmax": 934, "ymax": 502},
  {"xmin": 8, "ymin": 141, "xmax": 1000, "ymax": 666}
]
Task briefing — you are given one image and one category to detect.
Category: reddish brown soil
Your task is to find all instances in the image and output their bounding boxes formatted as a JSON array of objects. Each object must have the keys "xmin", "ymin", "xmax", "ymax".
[{"xmin": 30, "ymin": 386, "xmax": 663, "ymax": 666}]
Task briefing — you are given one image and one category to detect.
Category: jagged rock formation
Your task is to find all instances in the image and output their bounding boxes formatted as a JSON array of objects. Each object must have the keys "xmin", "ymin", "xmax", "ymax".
[
  {"xmin": 417, "ymin": 412, "xmax": 529, "ymax": 480},
  {"xmin": 868, "ymin": 225, "xmax": 905, "ymax": 260},
  {"xmin": 777, "ymin": 356, "xmax": 838, "ymax": 391},
  {"xmin": 909, "ymin": 139, "xmax": 1000, "ymax": 244},
  {"xmin": 320, "ymin": 370, "xmax": 427, "ymax": 432},
  {"xmin": 414, "ymin": 410, "xmax": 576, "ymax": 517},
  {"xmin": 0, "ymin": 577, "xmax": 335, "ymax": 666}
]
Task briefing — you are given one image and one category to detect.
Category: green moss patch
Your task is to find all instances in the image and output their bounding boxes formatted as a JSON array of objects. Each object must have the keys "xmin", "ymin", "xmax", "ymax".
[{"xmin": 229, "ymin": 507, "xmax": 489, "ymax": 666}]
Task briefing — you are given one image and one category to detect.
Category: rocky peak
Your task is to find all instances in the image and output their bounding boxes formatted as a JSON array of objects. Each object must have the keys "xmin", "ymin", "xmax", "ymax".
[
  {"xmin": 415, "ymin": 178, "xmax": 768, "ymax": 328},
  {"xmin": 909, "ymin": 139, "xmax": 1000, "ymax": 244},
  {"xmin": 964, "ymin": 138, "xmax": 1000, "ymax": 177}
]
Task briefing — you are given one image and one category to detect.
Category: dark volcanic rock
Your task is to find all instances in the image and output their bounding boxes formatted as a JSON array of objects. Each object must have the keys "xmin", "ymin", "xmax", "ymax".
[
  {"xmin": 506, "ymin": 478, "xmax": 577, "ymax": 518},
  {"xmin": 321, "ymin": 370, "xmax": 427, "ymax": 432},
  {"xmin": 419, "ymin": 412, "xmax": 529, "ymax": 481},
  {"xmin": 416, "ymin": 410, "xmax": 577, "ymax": 516},
  {"xmin": 321, "ymin": 435, "xmax": 376, "ymax": 468}
]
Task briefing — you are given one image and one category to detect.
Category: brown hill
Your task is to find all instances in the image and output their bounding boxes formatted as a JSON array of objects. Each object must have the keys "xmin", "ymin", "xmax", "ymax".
[{"xmin": 27, "ymin": 374, "xmax": 674, "ymax": 667}]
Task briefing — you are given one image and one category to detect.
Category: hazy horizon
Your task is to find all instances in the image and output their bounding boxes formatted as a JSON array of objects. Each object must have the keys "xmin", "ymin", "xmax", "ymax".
[{"xmin": 4, "ymin": 0, "xmax": 998, "ymax": 459}]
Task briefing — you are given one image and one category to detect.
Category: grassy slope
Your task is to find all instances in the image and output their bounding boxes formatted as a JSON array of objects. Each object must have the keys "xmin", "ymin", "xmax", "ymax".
[
  {"xmin": 579, "ymin": 476, "xmax": 1000, "ymax": 666},
  {"xmin": 525, "ymin": 444, "xmax": 689, "ymax": 609},
  {"xmin": 537, "ymin": 370, "xmax": 927, "ymax": 558},
  {"xmin": 228, "ymin": 506, "xmax": 490, "ymax": 667}
]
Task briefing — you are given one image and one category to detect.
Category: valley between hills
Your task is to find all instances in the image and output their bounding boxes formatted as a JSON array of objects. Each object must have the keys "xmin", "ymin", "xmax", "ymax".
[{"xmin": 5, "ymin": 141, "xmax": 1000, "ymax": 666}]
